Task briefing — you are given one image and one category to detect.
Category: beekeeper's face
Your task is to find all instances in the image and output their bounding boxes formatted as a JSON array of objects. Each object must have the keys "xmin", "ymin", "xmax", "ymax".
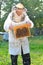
[{"xmin": 16, "ymin": 8, "xmax": 24, "ymax": 16}]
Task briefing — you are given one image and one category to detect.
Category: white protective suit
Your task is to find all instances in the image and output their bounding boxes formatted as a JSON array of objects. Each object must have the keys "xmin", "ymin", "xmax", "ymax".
[{"xmin": 4, "ymin": 12, "xmax": 34, "ymax": 55}]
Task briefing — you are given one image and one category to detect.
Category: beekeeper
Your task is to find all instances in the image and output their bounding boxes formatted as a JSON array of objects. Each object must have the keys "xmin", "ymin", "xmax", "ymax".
[{"xmin": 4, "ymin": 3, "xmax": 34, "ymax": 65}]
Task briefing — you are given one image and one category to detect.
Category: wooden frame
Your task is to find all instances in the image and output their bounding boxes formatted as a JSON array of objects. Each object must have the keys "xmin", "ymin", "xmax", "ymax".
[{"xmin": 13, "ymin": 23, "xmax": 31, "ymax": 39}]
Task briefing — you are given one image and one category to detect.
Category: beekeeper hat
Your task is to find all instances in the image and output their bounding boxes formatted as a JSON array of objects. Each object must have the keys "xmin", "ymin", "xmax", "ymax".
[{"xmin": 15, "ymin": 3, "xmax": 24, "ymax": 9}]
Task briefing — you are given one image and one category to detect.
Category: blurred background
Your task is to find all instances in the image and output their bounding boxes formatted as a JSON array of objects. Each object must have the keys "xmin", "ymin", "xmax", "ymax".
[{"xmin": 0, "ymin": 0, "xmax": 43, "ymax": 65}]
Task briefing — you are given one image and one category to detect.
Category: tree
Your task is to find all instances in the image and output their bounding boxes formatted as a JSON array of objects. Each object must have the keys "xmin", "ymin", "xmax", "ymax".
[
  {"xmin": 1, "ymin": 0, "xmax": 43, "ymax": 31},
  {"xmin": 21, "ymin": 0, "xmax": 43, "ymax": 27},
  {"xmin": 1, "ymin": 0, "xmax": 19, "ymax": 31}
]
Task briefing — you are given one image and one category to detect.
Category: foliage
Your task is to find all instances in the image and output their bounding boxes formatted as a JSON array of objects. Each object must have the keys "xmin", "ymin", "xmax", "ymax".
[
  {"xmin": 1, "ymin": 0, "xmax": 43, "ymax": 31},
  {"xmin": 21, "ymin": 0, "xmax": 43, "ymax": 27}
]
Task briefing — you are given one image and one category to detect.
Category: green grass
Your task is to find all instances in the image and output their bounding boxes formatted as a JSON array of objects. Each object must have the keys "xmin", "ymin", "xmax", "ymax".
[{"xmin": 0, "ymin": 36, "xmax": 43, "ymax": 65}]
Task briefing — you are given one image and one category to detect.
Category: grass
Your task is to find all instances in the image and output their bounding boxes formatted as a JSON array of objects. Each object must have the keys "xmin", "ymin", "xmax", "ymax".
[{"xmin": 0, "ymin": 36, "xmax": 43, "ymax": 65}]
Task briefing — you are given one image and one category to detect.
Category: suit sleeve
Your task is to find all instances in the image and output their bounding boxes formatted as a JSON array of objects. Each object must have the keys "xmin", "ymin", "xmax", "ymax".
[
  {"xmin": 4, "ymin": 13, "xmax": 12, "ymax": 32},
  {"xmin": 25, "ymin": 14, "xmax": 34, "ymax": 28}
]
